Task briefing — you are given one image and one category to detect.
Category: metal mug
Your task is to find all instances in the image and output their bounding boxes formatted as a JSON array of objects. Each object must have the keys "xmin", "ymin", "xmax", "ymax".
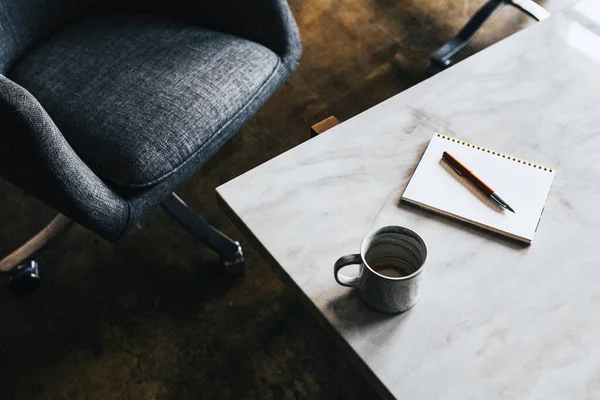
[{"xmin": 334, "ymin": 226, "xmax": 428, "ymax": 314}]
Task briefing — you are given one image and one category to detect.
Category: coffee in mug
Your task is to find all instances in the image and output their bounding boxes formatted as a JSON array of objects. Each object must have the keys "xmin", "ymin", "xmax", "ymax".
[{"xmin": 334, "ymin": 226, "xmax": 427, "ymax": 313}]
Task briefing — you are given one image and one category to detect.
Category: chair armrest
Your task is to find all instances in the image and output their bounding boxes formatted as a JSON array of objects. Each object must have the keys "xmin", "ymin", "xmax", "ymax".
[{"xmin": 0, "ymin": 75, "xmax": 129, "ymax": 241}]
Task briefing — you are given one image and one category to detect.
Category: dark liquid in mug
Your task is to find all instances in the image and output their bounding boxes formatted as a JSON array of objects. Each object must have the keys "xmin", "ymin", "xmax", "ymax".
[
  {"xmin": 371, "ymin": 263, "xmax": 411, "ymax": 278},
  {"xmin": 364, "ymin": 231, "xmax": 424, "ymax": 278}
]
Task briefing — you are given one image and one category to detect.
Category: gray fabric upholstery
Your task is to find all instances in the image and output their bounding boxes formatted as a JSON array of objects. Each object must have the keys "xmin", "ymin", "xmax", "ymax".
[
  {"xmin": 0, "ymin": 1, "xmax": 301, "ymax": 241},
  {"xmin": 0, "ymin": 0, "xmax": 301, "ymax": 73},
  {"xmin": 0, "ymin": 75, "xmax": 130, "ymax": 238},
  {"xmin": 0, "ymin": 0, "xmax": 84, "ymax": 73},
  {"xmin": 9, "ymin": 15, "xmax": 281, "ymax": 188}
]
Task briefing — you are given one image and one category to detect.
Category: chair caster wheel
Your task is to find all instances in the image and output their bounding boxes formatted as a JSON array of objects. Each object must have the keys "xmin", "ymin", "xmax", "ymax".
[
  {"xmin": 221, "ymin": 242, "xmax": 245, "ymax": 276},
  {"xmin": 8, "ymin": 260, "xmax": 41, "ymax": 295}
]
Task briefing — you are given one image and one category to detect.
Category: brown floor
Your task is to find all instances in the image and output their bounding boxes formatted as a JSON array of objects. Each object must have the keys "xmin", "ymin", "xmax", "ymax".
[{"xmin": 0, "ymin": 1, "xmax": 568, "ymax": 399}]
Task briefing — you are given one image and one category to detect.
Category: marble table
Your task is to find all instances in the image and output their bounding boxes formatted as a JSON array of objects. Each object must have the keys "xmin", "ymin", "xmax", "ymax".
[{"xmin": 217, "ymin": 1, "xmax": 600, "ymax": 398}]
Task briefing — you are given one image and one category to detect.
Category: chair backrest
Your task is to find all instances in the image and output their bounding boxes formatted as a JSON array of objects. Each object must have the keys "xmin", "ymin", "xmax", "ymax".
[
  {"xmin": 0, "ymin": 0, "xmax": 301, "ymax": 74},
  {"xmin": 0, "ymin": 0, "xmax": 86, "ymax": 73}
]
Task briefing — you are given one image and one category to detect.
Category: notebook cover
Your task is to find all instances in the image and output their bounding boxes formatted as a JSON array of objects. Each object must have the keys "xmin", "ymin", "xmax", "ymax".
[{"xmin": 401, "ymin": 133, "xmax": 556, "ymax": 244}]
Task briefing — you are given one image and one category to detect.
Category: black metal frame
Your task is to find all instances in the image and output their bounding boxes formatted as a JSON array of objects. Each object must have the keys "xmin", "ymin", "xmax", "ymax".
[
  {"xmin": 429, "ymin": 0, "xmax": 550, "ymax": 74},
  {"xmin": 161, "ymin": 192, "xmax": 245, "ymax": 275}
]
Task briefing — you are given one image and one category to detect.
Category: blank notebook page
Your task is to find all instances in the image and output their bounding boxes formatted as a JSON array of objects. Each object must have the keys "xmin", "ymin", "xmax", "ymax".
[{"xmin": 401, "ymin": 133, "xmax": 556, "ymax": 244}]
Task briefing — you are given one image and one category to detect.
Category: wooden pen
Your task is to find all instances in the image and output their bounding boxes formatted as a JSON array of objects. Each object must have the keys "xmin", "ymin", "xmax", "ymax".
[{"xmin": 442, "ymin": 151, "xmax": 515, "ymax": 213}]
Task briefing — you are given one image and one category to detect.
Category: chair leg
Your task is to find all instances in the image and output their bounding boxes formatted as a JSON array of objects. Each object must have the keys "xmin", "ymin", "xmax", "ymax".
[
  {"xmin": 428, "ymin": 0, "xmax": 549, "ymax": 75},
  {"xmin": 161, "ymin": 192, "xmax": 245, "ymax": 275},
  {"xmin": 0, "ymin": 213, "xmax": 71, "ymax": 294}
]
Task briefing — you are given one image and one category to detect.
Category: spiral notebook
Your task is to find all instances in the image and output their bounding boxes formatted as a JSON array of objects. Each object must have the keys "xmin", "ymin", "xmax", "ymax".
[{"xmin": 401, "ymin": 133, "xmax": 556, "ymax": 244}]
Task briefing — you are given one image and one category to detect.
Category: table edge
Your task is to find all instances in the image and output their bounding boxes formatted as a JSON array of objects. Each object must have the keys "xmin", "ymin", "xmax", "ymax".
[{"xmin": 216, "ymin": 190, "xmax": 396, "ymax": 400}]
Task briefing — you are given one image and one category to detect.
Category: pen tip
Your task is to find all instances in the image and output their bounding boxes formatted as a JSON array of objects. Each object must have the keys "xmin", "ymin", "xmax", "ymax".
[{"xmin": 507, "ymin": 205, "xmax": 516, "ymax": 213}]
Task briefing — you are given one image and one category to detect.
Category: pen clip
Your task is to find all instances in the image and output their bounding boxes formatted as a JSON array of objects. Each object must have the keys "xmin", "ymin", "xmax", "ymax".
[{"xmin": 442, "ymin": 156, "xmax": 463, "ymax": 176}]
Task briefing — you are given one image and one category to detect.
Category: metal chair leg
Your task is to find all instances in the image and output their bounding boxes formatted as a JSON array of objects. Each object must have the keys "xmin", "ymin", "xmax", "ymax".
[
  {"xmin": 161, "ymin": 192, "xmax": 245, "ymax": 275},
  {"xmin": 428, "ymin": 0, "xmax": 549, "ymax": 75},
  {"xmin": 0, "ymin": 213, "xmax": 71, "ymax": 294}
]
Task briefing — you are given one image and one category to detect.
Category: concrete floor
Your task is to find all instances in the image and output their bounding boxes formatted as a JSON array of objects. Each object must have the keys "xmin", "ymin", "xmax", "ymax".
[{"xmin": 0, "ymin": 1, "xmax": 572, "ymax": 399}]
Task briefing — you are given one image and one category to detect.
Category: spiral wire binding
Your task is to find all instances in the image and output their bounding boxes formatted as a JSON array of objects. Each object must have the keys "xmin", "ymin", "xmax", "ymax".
[{"xmin": 436, "ymin": 133, "xmax": 553, "ymax": 172}]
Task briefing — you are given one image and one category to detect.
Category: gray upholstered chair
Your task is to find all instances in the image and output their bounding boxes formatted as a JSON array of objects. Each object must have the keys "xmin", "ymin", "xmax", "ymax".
[{"xmin": 0, "ymin": 0, "xmax": 301, "ymax": 292}]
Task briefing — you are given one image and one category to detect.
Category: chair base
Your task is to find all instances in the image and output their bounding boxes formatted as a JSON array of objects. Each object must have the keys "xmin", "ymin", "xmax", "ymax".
[
  {"xmin": 7, "ymin": 260, "xmax": 41, "ymax": 295},
  {"xmin": 1, "ymin": 193, "xmax": 245, "ymax": 294},
  {"xmin": 161, "ymin": 192, "xmax": 246, "ymax": 275},
  {"xmin": 429, "ymin": 0, "xmax": 550, "ymax": 75},
  {"xmin": 221, "ymin": 243, "xmax": 245, "ymax": 275},
  {"xmin": 0, "ymin": 213, "xmax": 71, "ymax": 273},
  {"xmin": 0, "ymin": 214, "xmax": 70, "ymax": 295}
]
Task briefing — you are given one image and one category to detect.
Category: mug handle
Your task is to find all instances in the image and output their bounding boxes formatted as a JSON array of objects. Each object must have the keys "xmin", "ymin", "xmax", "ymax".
[{"xmin": 334, "ymin": 254, "xmax": 362, "ymax": 288}]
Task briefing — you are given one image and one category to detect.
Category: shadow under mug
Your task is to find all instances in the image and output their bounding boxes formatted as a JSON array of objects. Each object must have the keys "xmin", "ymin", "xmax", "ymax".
[{"xmin": 334, "ymin": 226, "xmax": 427, "ymax": 314}]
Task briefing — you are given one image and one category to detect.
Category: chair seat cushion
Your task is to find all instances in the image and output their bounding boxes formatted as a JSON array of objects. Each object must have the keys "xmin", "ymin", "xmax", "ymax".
[{"xmin": 8, "ymin": 14, "xmax": 280, "ymax": 188}]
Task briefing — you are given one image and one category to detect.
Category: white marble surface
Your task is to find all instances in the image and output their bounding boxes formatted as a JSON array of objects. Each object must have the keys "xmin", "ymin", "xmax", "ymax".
[{"xmin": 218, "ymin": 1, "xmax": 600, "ymax": 398}]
